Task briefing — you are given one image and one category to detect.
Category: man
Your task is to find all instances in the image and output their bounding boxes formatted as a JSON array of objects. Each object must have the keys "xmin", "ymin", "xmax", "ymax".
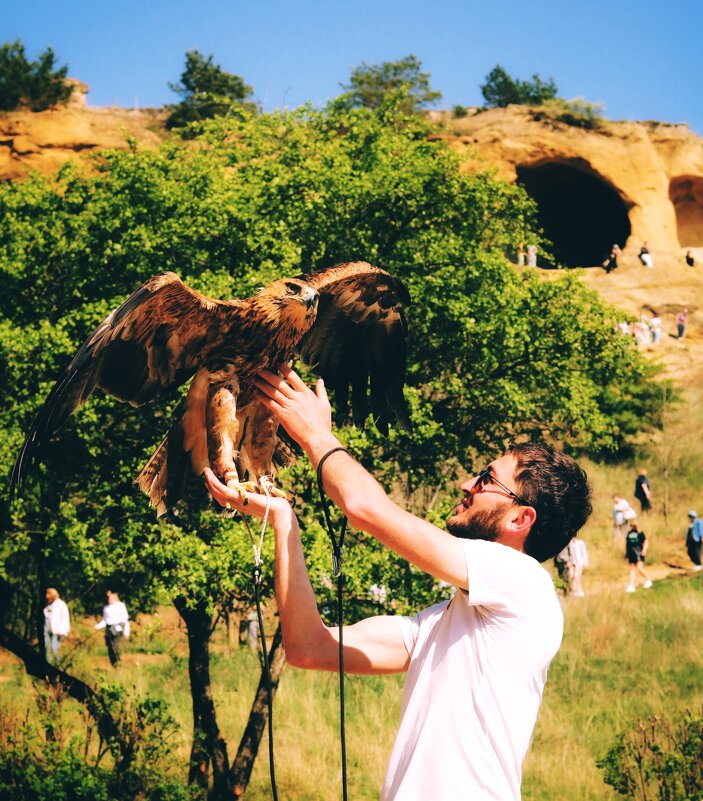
[
  {"xmin": 205, "ymin": 365, "xmax": 592, "ymax": 801},
  {"xmin": 685, "ymin": 510, "xmax": 703, "ymax": 571},
  {"xmin": 95, "ymin": 591, "xmax": 130, "ymax": 667},
  {"xmin": 43, "ymin": 587, "xmax": 70, "ymax": 665},
  {"xmin": 634, "ymin": 469, "xmax": 652, "ymax": 514}
]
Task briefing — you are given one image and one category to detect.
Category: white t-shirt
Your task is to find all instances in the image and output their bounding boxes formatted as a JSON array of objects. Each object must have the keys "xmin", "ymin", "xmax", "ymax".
[
  {"xmin": 43, "ymin": 598, "xmax": 71, "ymax": 637},
  {"xmin": 381, "ymin": 540, "xmax": 563, "ymax": 801},
  {"xmin": 95, "ymin": 601, "xmax": 129, "ymax": 633}
]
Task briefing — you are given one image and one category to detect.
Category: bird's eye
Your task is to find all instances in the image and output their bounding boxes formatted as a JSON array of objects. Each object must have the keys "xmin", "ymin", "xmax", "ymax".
[{"xmin": 284, "ymin": 282, "xmax": 300, "ymax": 295}]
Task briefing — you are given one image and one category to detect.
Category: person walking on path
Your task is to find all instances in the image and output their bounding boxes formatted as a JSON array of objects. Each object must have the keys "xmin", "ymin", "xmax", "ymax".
[
  {"xmin": 95, "ymin": 591, "xmax": 130, "ymax": 667},
  {"xmin": 612, "ymin": 494, "xmax": 637, "ymax": 543},
  {"xmin": 43, "ymin": 587, "xmax": 70, "ymax": 665},
  {"xmin": 685, "ymin": 510, "xmax": 703, "ymax": 571},
  {"xmin": 204, "ymin": 364, "xmax": 593, "ymax": 801},
  {"xmin": 568, "ymin": 534, "xmax": 589, "ymax": 597},
  {"xmin": 677, "ymin": 308, "xmax": 688, "ymax": 339},
  {"xmin": 625, "ymin": 522, "xmax": 653, "ymax": 592},
  {"xmin": 634, "ymin": 469, "xmax": 652, "ymax": 514}
]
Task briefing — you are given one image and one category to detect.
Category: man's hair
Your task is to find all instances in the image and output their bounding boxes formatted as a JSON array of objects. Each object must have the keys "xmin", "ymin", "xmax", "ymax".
[{"xmin": 507, "ymin": 442, "xmax": 592, "ymax": 562}]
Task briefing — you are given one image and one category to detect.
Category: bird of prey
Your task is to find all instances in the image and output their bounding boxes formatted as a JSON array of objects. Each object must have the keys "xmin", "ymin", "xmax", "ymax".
[{"xmin": 11, "ymin": 262, "xmax": 411, "ymax": 516}]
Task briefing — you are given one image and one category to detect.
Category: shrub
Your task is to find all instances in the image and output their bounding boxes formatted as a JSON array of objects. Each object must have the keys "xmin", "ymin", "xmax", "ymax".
[
  {"xmin": 480, "ymin": 64, "xmax": 558, "ymax": 108},
  {"xmin": 533, "ymin": 97, "xmax": 606, "ymax": 130},
  {"xmin": 0, "ymin": 39, "xmax": 73, "ymax": 111},
  {"xmin": 452, "ymin": 104, "xmax": 469, "ymax": 119},
  {"xmin": 598, "ymin": 710, "xmax": 703, "ymax": 800}
]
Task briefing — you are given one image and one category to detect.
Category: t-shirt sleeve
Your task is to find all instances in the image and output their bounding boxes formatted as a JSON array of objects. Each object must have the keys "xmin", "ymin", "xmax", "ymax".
[
  {"xmin": 393, "ymin": 601, "xmax": 450, "ymax": 656},
  {"xmin": 461, "ymin": 539, "xmax": 551, "ymax": 614}
]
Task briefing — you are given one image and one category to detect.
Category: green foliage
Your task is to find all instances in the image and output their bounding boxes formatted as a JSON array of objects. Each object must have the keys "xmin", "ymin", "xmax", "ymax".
[
  {"xmin": 533, "ymin": 97, "xmax": 607, "ymax": 130},
  {"xmin": 0, "ymin": 97, "xmax": 664, "ymax": 786},
  {"xmin": 166, "ymin": 49, "xmax": 254, "ymax": 131},
  {"xmin": 480, "ymin": 64, "xmax": 558, "ymax": 108},
  {"xmin": 338, "ymin": 54, "xmax": 441, "ymax": 114},
  {"xmin": 0, "ymin": 685, "xmax": 194, "ymax": 801},
  {"xmin": 0, "ymin": 39, "xmax": 73, "ymax": 112},
  {"xmin": 598, "ymin": 711, "xmax": 703, "ymax": 800},
  {"xmin": 452, "ymin": 104, "xmax": 469, "ymax": 119},
  {"xmin": 0, "ymin": 99, "xmax": 661, "ymax": 625}
]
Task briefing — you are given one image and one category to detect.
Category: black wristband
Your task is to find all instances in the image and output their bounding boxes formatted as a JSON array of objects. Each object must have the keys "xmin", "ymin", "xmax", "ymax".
[{"xmin": 316, "ymin": 446, "xmax": 349, "ymax": 489}]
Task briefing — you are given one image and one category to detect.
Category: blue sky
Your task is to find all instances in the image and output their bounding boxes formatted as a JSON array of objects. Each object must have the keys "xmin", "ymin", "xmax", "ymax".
[{"xmin": 5, "ymin": 0, "xmax": 703, "ymax": 133}]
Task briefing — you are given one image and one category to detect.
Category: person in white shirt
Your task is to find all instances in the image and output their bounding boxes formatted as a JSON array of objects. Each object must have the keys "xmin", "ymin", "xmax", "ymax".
[
  {"xmin": 95, "ymin": 591, "xmax": 130, "ymax": 666},
  {"xmin": 203, "ymin": 365, "xmax": 593, "ymax": 801},
  {"xmin": 612, "ymin": 494, "xmax": 636, "ymax": 543},
  {"xmin": 568, "ymin": 534, "xmax": 589, "ymax": 597},
  {"xmin": 43, "ymin": 587, "xmax": 70, "ymax": 665}
]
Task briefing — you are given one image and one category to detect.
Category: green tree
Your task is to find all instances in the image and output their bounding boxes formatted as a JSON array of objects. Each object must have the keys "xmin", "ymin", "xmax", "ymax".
[
  {"xmin": 0, "ymin": 39, "xmax": 73, "ymax": 111},
  {"xmin": 0, "ymin": 98, "xmax": 662, "ymax": 798},
  {"xmin": 480, "ymin": 64, "xmax": 558, "ymax": 108},
  {"xmin": 339, "ymin": 54, "xmax": 441, "ymax": 113},
  {"xmin": 166, "ymin": 49, "xmax": 254, "ymax": 130}
]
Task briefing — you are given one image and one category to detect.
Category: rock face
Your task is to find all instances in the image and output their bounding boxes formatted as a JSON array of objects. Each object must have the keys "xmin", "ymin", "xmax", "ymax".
[
  {"xmin": 433, "ymin": 106, "xmax": 703, "ymax": 268},
  {"xmin": 0, "ymin": 104, "xmax": 167, "ymax": 181}
]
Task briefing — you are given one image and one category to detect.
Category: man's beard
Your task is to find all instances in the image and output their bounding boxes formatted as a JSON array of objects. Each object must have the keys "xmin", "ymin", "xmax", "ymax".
[{"xmin": 446, "ymin": 504, "xmax": 505, "ymax": 542}]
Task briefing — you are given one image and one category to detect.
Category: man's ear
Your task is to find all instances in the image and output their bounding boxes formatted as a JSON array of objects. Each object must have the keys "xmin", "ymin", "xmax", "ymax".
[{"xmin": 509, "ymin": 505, "xmax": 537, "ymax": 544}]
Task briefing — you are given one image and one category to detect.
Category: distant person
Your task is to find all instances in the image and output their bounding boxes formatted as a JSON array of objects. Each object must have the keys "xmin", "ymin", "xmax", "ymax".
[
  {"xmin": 676, "ymin": 308, "xmax": 688, "ymax": 339},
  {"xmin": 568, "ymin": 534, "xmax": 589, "ymax": 597},
  {"xmin": 625, "ymin": 522, "xmax": 652, "ymax": 592},
  {"xmin": 602, "ymin": 244, "xmax": 621, "ymax": 274},
  {"xmin": 517, "ymin": 244, "xmax": 526, "ymax": 267},
  {"xmin": 612, "ymin": 494, "xmax": 637, "ymax": 542},
  {"xmin": 43, "ymin": 587, "xmax": 70, "ymax": 665},
  {"xmin": 634, "ymin": 469, "xmax": 652, "ymax": 514},
  {"xmin": 95, "ymin": 591, "xmax": 130, "ymax": 667},
  {"xmin": 554, "ymin": 545, "xmax": 575, "ymax": 594},
  {"xmin": 526, "ymin": 244, "xmax": 537, "ymax": 267},
  {"xmin": 638, "ymin": 244, "xmax": 653, "ymax": 268},
  {"xmin": 685, "ymin": 250, "xmax": 695, "ymax": 268},
  {"xmin": 649, "ymin": 313, "xmax": 662, "ymax": 345},
  {"xmin": 685, "ymin": 510, "xmax": 703, "ymax": 571}
]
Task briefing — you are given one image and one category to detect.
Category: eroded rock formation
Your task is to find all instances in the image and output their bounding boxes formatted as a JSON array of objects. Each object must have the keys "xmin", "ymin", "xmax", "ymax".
[{"xmin": 434, "ymin": 106, "xmax": 703, "ymax": 267}]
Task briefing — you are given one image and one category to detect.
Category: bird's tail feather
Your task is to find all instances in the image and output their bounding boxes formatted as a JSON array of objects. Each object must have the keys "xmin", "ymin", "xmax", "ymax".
[{"xmin": 135, "ymin": 421, "xmax": 191, "ymax": 517}]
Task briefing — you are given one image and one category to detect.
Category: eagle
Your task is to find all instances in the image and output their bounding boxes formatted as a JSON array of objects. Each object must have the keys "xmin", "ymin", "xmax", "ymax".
[{"xmin": 11, "ymin": 262, "xmax": 411, "ymax": 516}]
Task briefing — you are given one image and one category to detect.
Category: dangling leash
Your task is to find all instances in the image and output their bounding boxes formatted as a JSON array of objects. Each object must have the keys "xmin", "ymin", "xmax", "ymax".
[
  {"xmin": 316, "ymin": 446, "xmax": 350, "ymax": 801},
  {"xmin": 240, "ymin": 482, "xmax": 279, "ymax": 801}
]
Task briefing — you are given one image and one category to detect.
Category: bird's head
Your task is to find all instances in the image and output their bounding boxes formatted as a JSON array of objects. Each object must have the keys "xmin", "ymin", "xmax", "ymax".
[{"xmin": 253, "ymin": 278, "xmax": 319, "ymax": 328}]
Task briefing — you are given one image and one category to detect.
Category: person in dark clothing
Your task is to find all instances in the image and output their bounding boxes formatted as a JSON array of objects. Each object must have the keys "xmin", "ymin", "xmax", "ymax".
[
  {"xmin": 685, "ymin": 250, "xmax": 695, "ymax": 268},
  {"xmin": 685, "ymin": 510, "xmax": 703, "ymax": 571},
  {"xmin": 634, "ymin": 469, "xmax": 652, "ymax": 513},
  {"xmin": 625, "ymin": 522, "xmax": 652, "ymax": 592}
]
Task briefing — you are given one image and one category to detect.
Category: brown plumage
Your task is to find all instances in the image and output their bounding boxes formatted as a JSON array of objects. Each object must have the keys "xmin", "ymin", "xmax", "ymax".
[{"xmin": 11, "ymin": 262, "xmax": 411, "ymax": 515}]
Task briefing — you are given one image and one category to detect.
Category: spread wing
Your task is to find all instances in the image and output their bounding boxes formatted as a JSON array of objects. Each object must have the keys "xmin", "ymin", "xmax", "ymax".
[
  {"xmin": 296, "ymin": 261, "xmax": 411, "ymax": 434},
  {"xmin": 11, "ymin": 272, "xmax": 240, "ymax": 492}
]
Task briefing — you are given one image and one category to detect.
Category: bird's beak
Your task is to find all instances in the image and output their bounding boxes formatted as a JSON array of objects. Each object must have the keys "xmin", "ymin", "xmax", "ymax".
[{"xmin": 303, "ymin": 287, "xmax": 318, "ymax": 310}]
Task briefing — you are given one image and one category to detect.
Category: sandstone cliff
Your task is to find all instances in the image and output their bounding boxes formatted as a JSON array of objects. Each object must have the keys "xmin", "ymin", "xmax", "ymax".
[{"xmin": 433, "ymin": 106, "xmax": 703, "ymax": 270}]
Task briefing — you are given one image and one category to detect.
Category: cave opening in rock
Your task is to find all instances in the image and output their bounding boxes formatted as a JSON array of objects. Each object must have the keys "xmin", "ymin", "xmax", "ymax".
[
  {"xmin": 517, "ymin": 161, "xmax": 631, "ymax": 267},
  {"xmin": 670, "ymin": 175, "xmax": 703, "ymax": 248}
]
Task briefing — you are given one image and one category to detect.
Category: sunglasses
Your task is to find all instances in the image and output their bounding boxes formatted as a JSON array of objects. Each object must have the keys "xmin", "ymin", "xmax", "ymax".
[{"xmin": 472, "ymin": 468, "xmax": 530, "ymax": 507}]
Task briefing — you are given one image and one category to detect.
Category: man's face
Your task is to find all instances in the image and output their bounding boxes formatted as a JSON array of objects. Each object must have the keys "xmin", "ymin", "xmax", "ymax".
[
  {"xmin": 447, "ymin": 454, "xmax": 523, "ymax": 542},
  {"xmin": 45, "ymin": 590, "xmax": 56, "ymax": 603}
]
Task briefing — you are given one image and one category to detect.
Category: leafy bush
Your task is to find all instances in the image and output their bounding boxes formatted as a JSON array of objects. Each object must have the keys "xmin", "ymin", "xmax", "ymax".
[
  {"xmin": 0, "ymin": 39, "xmax": 73, "ymax": 112},
  {"xmin": 533, "ymin": 97, "xmax": 606, "ymax": 130},
  {"xmin": 480, "ymin": 64, "xmax": 558, "ymax": 108},
  {"xmin": 452, "ymin": 104, "xmax": 469, "ymax": 119},
  {"xmin": 0, "ymin": 685, "xmax": 194, "ymax": 801},
  {"xmin": 598, "ymin": 711, "xmax": 703, "ymax": 800},
  {"xmin": 166, "ymin": 49, "xmax": 254, "ymax": 131},
  {"xmin": 338, "ymin": 55, "xmax": 441, "ymax": 114}
]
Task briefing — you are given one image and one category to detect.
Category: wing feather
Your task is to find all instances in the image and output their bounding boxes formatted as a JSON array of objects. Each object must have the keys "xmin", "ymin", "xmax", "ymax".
[
  {"xmin": 11, "ymin": 272, "xmax": 240, "ymax": 492},
  {"xmin": 296, "ymin": 261, "xmax": 411, "ymax": 433}
]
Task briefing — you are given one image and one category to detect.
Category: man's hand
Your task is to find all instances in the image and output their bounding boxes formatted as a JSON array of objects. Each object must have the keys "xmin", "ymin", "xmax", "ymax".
[
  {"xmin": 253, "ymin": 364, "xmax": 338, "ymax": 457},
  {"xmin": 203, "ymin": 468, "xmax": 291, "ymax": 520}
]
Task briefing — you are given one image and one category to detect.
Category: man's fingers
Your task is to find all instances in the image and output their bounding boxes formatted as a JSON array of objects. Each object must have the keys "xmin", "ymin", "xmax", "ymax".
[
  {"xmin": 277, "ymin": 363, "xmax": 308, "ymax": 391},
  {"xmin": 315, "ymin": 378, "xmax": 329, "ymax": 404}
]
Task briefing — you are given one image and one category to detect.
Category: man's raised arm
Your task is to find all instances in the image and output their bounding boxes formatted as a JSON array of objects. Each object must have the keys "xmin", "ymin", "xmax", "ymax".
[{"xmin": 253, "ymin": 365, "xmax": 468, "ymax": 589}]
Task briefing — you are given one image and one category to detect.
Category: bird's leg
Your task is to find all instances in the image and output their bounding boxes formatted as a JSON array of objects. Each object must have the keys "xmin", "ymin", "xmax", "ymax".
[
  {"xmin": 206, "ymin": 376, "xmax": 256, "ymax": 502},
  {"xmin": 238, "ymin": 399, "xmax": 292, "ymax": 501}
]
